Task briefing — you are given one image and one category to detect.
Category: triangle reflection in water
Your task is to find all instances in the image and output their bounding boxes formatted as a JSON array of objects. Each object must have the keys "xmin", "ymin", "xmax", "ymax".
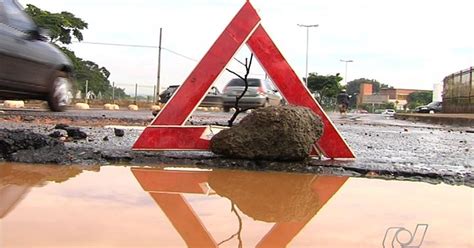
[{"xmin": 132, "ymin": 167, "xmax": 348, "ymax": 247}]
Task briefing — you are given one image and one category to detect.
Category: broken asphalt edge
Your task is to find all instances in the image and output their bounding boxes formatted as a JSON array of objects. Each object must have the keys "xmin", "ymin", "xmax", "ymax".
[
  {"xmin": 1, "ymin": 146, "xmax": 471, "ymax": 187},
  {"xmin": 395, "ymin": 113, "xmax": 474, "ymax": 127},
  {"xmin": 0, "ymin": 111, "xmax": 472, "ymax": 187}
]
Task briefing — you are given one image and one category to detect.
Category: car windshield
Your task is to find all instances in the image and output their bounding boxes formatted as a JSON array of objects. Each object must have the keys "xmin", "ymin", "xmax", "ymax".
[
  {"xmin": 167, "ymin": 86, "xmax": 178, "ymax": 92},
  {"xmin": 226, "ymin": 78, "xmax": 261, "ymax": 87},
  {"xmin": 3, "ymin": 0, "xmax": 36, "ymax": 31},
  {"xmin": 427, "ymin": 101, "xmax": 441, "ymax": 107}
]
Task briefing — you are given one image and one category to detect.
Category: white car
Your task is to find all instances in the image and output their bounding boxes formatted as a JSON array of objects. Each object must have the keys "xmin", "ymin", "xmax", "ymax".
[{"xmin": 381, "ymin": 109, "xmax": 396, "ymax": 116}]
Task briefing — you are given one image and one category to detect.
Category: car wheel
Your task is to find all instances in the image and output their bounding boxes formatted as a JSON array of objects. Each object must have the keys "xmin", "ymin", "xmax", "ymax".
[
  {"xmin": 48, "ymin": 71, "xmax": 72, "ymax": 112},
  {"xmin": 223, "ymin": 106, "xmax": 230, "ymax": 112}
]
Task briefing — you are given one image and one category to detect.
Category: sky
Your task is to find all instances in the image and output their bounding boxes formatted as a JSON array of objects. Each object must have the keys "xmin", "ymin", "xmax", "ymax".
[{"xmin": 22, "ymin": 0, "xmax": 474, "ymax": 94}]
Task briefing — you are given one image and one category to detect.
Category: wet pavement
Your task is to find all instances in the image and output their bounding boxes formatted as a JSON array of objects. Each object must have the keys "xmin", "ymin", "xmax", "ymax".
[
  {"xmin": 0, "ymin": 164, "xmax": 472, "ymax": 247},
  {"xmin": 0, "ymin": 109, "xmax": 472, "ymax": 186},
  {"xmin": 0, "ymin": 109, "xmax": 155, "ymax": 126},
  {"xmin": 395, "ymin": 113, "xmax": 474, "ymax": 127}
]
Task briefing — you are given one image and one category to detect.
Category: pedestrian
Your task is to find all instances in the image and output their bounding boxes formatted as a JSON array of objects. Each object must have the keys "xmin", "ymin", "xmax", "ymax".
[{"xmin": 336, "ymin": 90, "xmax": 350, "ymax": 115}]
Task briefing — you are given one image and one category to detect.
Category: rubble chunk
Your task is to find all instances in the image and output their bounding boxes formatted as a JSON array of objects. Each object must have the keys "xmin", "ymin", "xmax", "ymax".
[{"xmin": 211, "ymin": 105, "xmax": 323, "ymax": 161}]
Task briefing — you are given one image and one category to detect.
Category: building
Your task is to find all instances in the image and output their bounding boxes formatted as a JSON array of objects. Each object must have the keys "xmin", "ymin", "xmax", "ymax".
[
  {"xmin": 357, "ymin": 83, "xmax": 374, "ymax": 107},
  {"xmin": 443, "ymin": 67, "xmax": 473, "ymax": 113},
  {"xmin": 357, "ymin": 82, "xmax": 432, "ymax": 110},
  {"xmin": 379, "ymin": 88, "xmax": 432, "ymax": 110},
  {"xmin": 362, "ymin": 94, "xmax": 390, "ymax": 105}
]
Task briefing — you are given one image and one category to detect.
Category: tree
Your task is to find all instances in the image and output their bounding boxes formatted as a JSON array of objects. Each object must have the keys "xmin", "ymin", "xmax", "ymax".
[
  {"xmin": 60, "ymin": 48, "xmax": 125, "ymax": 99},
  {"xmin": 345, "ymin": 78, "xmax": 393, "ymax": 108},
  {"xmin": 25, "ymin": 5, "xmax": 127, "ymax": 99},
  {"xmin": 25, "ymin": 4, "xmax": 88, "ymax": 44},
  {"xmin": 304, "ymin": 73, "xmax": 343, "ymax": 110},
  {"xmin": 306, "ymin": 73, "xmax": 343, "ymax": 98},
  {"xmin": 407, "ymin": 91, "xmax": 433, "ymax": 110},
  {"xmin": 360, "ymin": 102, "xmax": 395, "ymax": 113},
  {"xmin": 345, "ymin": 78, "xmax": 392, "ymax": 96}
]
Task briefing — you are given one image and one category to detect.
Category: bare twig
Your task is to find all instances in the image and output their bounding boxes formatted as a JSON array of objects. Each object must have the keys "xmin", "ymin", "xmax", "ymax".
[
  {"xmin": 233, "ymin": 57, "xmax": 246, "ymax": 67},
  {"xmin": 226, "ymin": 53, "xmax": 254, "ymax": 127},
  {"xmin": 226, "ymin": 107, "xmax": 254, "ymax": 126},
  {"xmin": 217, "ymin": 202, "xmax": 243, "ymax": 248},
  {"xmin": 226, "ymin": 68, "xmax": 245, "ymax": 81}
]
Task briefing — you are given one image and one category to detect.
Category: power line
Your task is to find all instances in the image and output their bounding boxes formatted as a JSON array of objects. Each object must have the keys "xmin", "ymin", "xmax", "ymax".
[
  {"xmin": 77, "ymin": 41, "xmax": 157, "ymax": 49},
  {"xmin": 71, "ymin": 40, "xmax": 266, "ymax": 76},
  {"xmin": 161, "ymin": 47, "xmax": 198, "ymax": 62},
  {"xmin": 72, "ymin": 40, "xmax": 198, "ymax": 62}
]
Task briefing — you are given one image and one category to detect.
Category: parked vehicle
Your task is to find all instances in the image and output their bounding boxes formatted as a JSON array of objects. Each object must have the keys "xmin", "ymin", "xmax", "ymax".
[
  {"xmin": 158, "ymin": 85, "xmax": 179, "ymax": 103},
  {"xmin": 414, "ymin": 101, "xmax": 442, "ymax": 113},
  {"xmin": 381, "ymin": 109, "xmax": 396, "ymax": 116},
  {"xmin": 199, "ymin": 86, "xmax": 224, "ymax": 108},
  {"xmin": 355, "ymin": 109, "xmax": 369, "ymax": 114},
  {"xmin": 159, "ymin": 85, "xmax": 223, "ymax": 108},
  {"xmin": 0, "ymin": 0, "xmax": 73, "ymax": 111},
  {"xmin": 222, "ymin": 78, "xmax": 282, "ymax": 112}
]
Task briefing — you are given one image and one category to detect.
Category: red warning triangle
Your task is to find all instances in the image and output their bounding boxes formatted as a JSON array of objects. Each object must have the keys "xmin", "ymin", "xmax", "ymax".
[
  {"xmin": 131, "ymin": 168, "xmax": 348, "ymax": 247},
  {"xmin": 133, "ymin": 1, "xmax": 355, "ymax": 159}
]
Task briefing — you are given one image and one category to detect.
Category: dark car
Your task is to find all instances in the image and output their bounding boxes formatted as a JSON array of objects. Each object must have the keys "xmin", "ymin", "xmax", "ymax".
[
  {"xmin": 0, "ymin": 0, "xmax": 73, "ymax": 111},
  {"xmin": 415, "ymin": 101, "xmax": 442, "ymax": 113},
  {"xmin": 159, "ymin": 85, "xmax": 223, "ymax": 108},
  {"xmin": 222, "ymin": 78, "xmax": 282, "ymax": 112},
  {"xmin": 158, "ymin": 85, "xmax": 179, "ymax": 104}
]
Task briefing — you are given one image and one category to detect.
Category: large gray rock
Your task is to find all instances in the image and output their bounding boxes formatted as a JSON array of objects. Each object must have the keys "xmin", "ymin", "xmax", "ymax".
[{"xmin": 210, "ymin": 105, "xmax": 323, "ymax": 161}]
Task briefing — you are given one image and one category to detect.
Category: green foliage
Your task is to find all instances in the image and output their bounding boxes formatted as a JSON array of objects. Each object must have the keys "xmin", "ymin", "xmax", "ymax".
[
  {"xmin": 407, "ymin": 91, "xmax": 433, "ymax": 110},
  {"xmin": 25, "ymin": 4, "xmax": 88, "ymax": 44},
  {"xmin": 359, "ymin": 103, "xmax": 372, "ymax": 112},
  {"xmin": 304, "ymin": 73, "xmax": 343, "ymax": 111},
  {"xmin": 60, "ymin": 48, "xmax": 127, "ymax": 99},
  {"xmin": 382, "ymin": 102, "xmax": 396, "ymax": 110},
  {"xmin": 25, "ymin": 4, "xmax": 127, "ymax": 99},
  {"xmin": 360, "ymin": 102, "xmax": 395, "ymax": 113},
  {"xmin": 306, "ymin": 73, "xmax": 343, "ymax": 98},
  {"xmin": 345, "ymin": 78, "xmax": 393, "ymax": 108},
  {"xmin": 346, "ymin": 78, "xmax": 392, "ymax": 96}
]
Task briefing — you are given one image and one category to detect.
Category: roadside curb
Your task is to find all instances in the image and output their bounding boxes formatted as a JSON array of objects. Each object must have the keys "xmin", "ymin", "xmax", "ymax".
[
  {"xmin": 395, "ymin": 113, "xmax": 474, "ymax": 127},
  {"xmin": 3, "ymin": 100, "xmax": 25, "ymax": 109}
]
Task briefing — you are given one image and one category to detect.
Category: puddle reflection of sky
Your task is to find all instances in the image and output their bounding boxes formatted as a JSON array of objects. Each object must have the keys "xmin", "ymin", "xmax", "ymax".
[{"xmin": 0, "ymin": 164, "xmax": 472, "ymax": 248}]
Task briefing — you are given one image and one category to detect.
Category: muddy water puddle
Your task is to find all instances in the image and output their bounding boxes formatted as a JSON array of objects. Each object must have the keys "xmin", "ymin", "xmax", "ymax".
[{"xmin": 1, "ymin": 163, "xmax": 472, "ymax": 248}]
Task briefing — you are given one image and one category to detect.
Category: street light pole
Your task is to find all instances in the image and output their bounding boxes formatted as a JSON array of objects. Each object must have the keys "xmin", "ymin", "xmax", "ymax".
[
  {"xmin": 340, "ymin": 59, "xmax": 353, "ymax": 85},
  {"xmin": 298, "ymin": 24, "xmax": 318, "ymax": 86},
  {"xmin": 156, "ymin": 27, "xmax": 162, "ymax": 104}
]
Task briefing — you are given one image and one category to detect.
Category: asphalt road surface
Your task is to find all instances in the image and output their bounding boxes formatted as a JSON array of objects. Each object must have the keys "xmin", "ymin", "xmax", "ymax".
[{"xmin": 0, "ymin": 108, "xmax": 472, "ymax": 186}]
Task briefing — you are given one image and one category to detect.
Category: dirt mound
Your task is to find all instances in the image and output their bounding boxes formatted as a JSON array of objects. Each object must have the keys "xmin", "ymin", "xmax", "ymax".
[{"xmin": 211, "ymin": 105, "xmax": 323, "ymax": 161}]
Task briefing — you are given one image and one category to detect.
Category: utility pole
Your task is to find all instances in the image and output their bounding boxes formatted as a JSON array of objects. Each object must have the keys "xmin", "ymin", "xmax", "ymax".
[
  {"xmin": 112, "ymin": 81, "xmax": 115, "ymax": 104},
  {"xmin": 85, "ymin": 80, "xmax": 89, "ymax": 104},
  {"xmin": 297, "ymin": 24, "xmax": 318, "ymax": 86},
  {"xmin": 156, "ymin": 27, "xmax": 162, "ymax": 104},
  {"xmin": 340, "ymin": 59, "xmax": 354, "ymax": 85},
  {"xmin": 134, "ymin": 83, "xmax": 138, "ymax": 104}
]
